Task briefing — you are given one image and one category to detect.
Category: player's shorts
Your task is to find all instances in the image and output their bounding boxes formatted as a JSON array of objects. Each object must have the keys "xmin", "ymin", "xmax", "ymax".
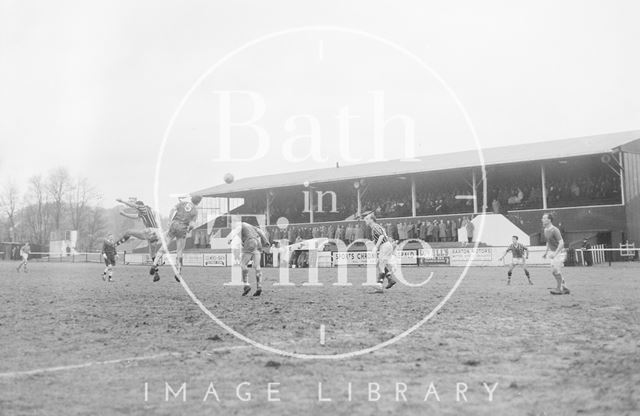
[
  {"xmin": 511, "ymin": 257, "xmax": 526, "ymax": 266},
  {"xmin": 168, "ymin": 222, "xmax": 189, "ymax": 239},
  {"xmin": 142, "ymin": 228, "xmax": 161, "ymax": 243},
  {"xmin": 104, "ymin": 255, "xmax": 116, "ymax": 267},
  {"xmin": 377, "ymin": 241, "xmax": 396, "ymax": 271},
  {"xmin": 549, "ymin": 251, "xmax": 566, "ymax": 269},
  {"xmin": 242, "ymin": 237, "xmax": 262, "ymax": 254},
  {"xmin": 21, "ymin": 253, "xmax": 28, "ymax": 261}
]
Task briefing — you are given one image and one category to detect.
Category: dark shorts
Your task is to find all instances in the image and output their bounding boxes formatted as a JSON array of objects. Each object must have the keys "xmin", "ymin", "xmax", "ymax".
[
  {"xmin": 104, "ymin": 255, "xmax": 116, "ymax": 266},
  {"xmin": 143, "ymin": 228, "xmax": 160, "ymax": 243},
  {"xmin": 242, "ymin": 237, "xmax": 262, "ymax": 254},
  {"xmin": 168, "ymin": 222, "xmax": 189, "ymax": 239}
]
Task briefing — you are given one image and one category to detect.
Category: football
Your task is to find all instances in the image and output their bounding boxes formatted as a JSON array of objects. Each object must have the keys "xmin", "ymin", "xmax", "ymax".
[{"xmin": 223, "ymin": 173, "xmax": 234, "ymax": 184}]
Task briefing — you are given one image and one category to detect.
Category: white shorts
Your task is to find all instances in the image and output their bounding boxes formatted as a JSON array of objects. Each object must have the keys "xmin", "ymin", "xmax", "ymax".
[
  {"xmin": 377, "ymin": 242, "xmax": 396, "ymax": 272},
  {"xmin": 549, "ymin": 252, "xmax": 566, "ymax": 269},
  {"xmin": 511, "ymin": 257, "xmax": 526, "ymax": 266},
  {"xmin": 21, "ymin": 253, "xmax": 28, "ymax": 261}
]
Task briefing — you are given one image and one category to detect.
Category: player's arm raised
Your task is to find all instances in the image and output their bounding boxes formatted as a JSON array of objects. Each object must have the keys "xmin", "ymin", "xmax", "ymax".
[
  {"xmin": 116, "ymin": 198, "xmax": 137, "ymax": 209},
  {"xmin": 119, "ymin": 211, "xmax": 139, "ymax": 219}
]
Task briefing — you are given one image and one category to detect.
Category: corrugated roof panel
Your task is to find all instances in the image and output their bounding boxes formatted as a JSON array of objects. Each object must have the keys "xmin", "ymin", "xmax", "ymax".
[{"xmin": 195, "ymin": 130, "xmax": 640, "ymax": 197}]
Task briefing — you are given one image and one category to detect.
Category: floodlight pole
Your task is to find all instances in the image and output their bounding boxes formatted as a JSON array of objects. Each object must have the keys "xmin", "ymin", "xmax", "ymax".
[
  {"xmin": 265, "ymin": 190, "xmax": 271, "ymax": 226},
  {"xmin": 472, "ymin": 169, "xmax": 478, "ymax": 214},
  {"xmin": 541, "ymin": 164, "xmax": 548, "ymax": 210},
  {"xmin": 356, "ymin": 186, "xmax": 361, "ymax": 218},
  {"xmin": 309, "ymin": 189, "xmax": 314, "ymax": 224},
  {"xmin": 619, "ymin": 150, "xmax": 625, "ymax": 205},
  {"xmin": 411, "ymin": 176, "xmax": 417, "ymax": 217}
]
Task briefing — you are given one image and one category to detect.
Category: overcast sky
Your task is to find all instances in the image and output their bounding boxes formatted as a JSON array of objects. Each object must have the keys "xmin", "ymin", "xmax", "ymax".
[{"xmin": 1, "ymin": 0, "xmax": 639, "ymax": 213}]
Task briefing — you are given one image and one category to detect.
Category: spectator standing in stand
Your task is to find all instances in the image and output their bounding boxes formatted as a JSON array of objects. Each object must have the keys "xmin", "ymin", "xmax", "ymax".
[
  {"xmin": 465, "ymin": 217, "xmax": 475, "ymax": 243},
  {"xmin": 438, "ymin": 220, "xmax": 447, "ymax": 242}
]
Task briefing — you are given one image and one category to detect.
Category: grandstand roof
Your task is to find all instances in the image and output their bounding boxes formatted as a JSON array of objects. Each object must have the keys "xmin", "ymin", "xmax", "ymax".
[{"xmin": 195, "ymin": 130, "xmax": 640, "ymax": 197}]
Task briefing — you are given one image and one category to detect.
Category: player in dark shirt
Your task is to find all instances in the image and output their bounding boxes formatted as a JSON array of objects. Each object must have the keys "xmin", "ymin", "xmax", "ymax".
[
  {"xmin": 227, "ymin": 221, "xmax": 270, "ymax": 296},
  {"xmin": 151, "ymin": 195, "xmax": 202, "ymax": 282},
  {"xmin": 499, "ymin": 236, "xmax": 532, "ymax": 285},
  {"xmin": 102, "ymin": 234, "xmax": 117, "ymax": 282},
  {"xmin": 542, "ymin": 213, "xmax": 570, "ymax": 295}
]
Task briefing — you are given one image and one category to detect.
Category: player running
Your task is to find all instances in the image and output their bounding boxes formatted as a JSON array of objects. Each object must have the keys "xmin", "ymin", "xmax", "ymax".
[
  {"xmin": 499, "ymin": 236, "xmax": 533, "ymax": 285},
  {"xmin": 542, "ymin": 213, "xmax": 570, "ymax": 295},
  {"xmin": 151, "ymin": 195, "xmax": 202, "ymax": 282},
  {"xmin": 102, "ymin": 234, "xmax": 117, "ymax": 282},
  {"xmin": 364, "ymin": 213, "xmax": 397, "ymax": 293},
  {"xmin": 16, "ymin": 242, "xmax": 30, "ymax": 273},
  {"xmin": 226, "ymin": 221, "xmax": 270, "ymax": 297}
]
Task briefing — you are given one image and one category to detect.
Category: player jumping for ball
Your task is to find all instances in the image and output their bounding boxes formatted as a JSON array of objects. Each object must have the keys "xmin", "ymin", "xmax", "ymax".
[
  {"xmin": 542, "ymin": 213, "xmax": 570, "ymax": 295},
  {"xmin": 16, "ymin": 242, "xmax": 30, "ymax": 273},
  {"xmin": 364, "ymin": 213, "xmax": 397, "ymax": 293},
  {"xmin": 226, "ymin": 221, "xmax": 270, "ymax": 297},
  {"xmin": 102, "ymin": 234, "xmax": 117, "ymax": 282},
  {"xmin": 499, "ymin": 236, "xmax": 533, "ymax": 285},
  {"xmin": 151, "ymin": 195, "xmax": 202, "ymax": 282},
  {"xmin": 114, "ymin": 198, "xmax": 161, "ymax": 260}
]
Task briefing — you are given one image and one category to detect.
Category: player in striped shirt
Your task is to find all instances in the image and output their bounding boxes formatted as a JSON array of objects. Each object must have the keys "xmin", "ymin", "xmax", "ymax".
[
  {"xmin": 227, "ymin": 221, "xmax": 270, "ymax": 296},
  {"xmin": 499, "ymin": 236, "xmax": 533, "ymax": 285},
  {"xmin": 364, "ymin": 214, "xmax": 398, "ymax": 293},
  {"xmin": 114, "ymin": 198, "xmax": 161, "ymax": 260}
]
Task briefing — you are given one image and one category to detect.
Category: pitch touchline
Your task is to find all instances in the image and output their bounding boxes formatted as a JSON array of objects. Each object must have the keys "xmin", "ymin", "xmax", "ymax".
[{"xmin": 0, "ymin": 345, "xmax": 249, "ymax": 379}]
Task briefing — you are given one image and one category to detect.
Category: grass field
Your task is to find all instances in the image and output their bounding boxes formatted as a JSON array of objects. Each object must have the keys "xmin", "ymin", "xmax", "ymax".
[{"xmin": 1, "ymin": 260, "xmax": 639, "ymax": 415}]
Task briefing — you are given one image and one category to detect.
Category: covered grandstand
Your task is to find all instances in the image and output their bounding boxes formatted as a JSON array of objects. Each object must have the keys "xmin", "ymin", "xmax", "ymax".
[{"xmin": 191, "ymin": 130, "xmax": 640, "ymax": 256}]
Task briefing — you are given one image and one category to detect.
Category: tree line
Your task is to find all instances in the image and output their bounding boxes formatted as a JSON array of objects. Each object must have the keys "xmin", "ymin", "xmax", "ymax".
[{"xmin": 0, "ymin": 167, "xmax": 138, "ymax": 251}]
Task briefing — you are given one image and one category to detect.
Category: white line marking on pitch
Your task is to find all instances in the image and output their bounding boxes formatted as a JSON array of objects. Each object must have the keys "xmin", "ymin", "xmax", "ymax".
[
  {"xmin": 320, "ymin": 324, "xmax": 326, "ymax": 345},
  {"xmin": 0, "ymin": 345, "xmax": 249, "ymax": 379}
]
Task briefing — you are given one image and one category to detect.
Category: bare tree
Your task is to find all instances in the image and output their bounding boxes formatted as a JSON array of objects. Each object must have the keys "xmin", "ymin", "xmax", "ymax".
[
  {"xmin": 24, "ymin": 175, "xmax": 51, "ymax": 244},
  {"xmin": 0, "ymin": 180, "xmax": 20, "ymax": 240},
  {"xmin": 47, "ymin": 167, "xmax": 71, "ymax": 232},
  {"xmin": 68, "ymin": 177, "xmax": 95, "ymax": 233},
  {"xmin": 84, "ymin": 206, "xmax": 106, "ymax": 251}
]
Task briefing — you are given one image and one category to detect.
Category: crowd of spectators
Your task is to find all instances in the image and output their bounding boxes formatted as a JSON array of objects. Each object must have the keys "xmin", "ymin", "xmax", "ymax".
[
  {"xmin": 487, "ymin": 172, "xmax": 620, "ymax": 214},
  {"xmin": 546, "ymin": 174, "xmax": 620, "ymax": 207},
  {"xmin": 220, "ymin": 171, "xmax": 620, "ymax": 232},
  {"xmin": 264, "ymin": 215, "xmax": 475, "ymax": 245},
  {"xmin": 361, "ymin": 183, "xmax": 474, "ymax": 218}
]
